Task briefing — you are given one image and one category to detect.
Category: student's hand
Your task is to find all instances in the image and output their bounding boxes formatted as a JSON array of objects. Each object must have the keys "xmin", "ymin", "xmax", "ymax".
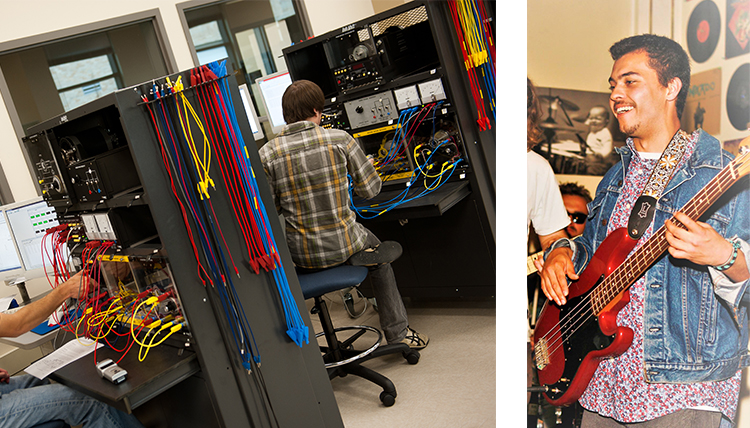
[
  {"xmin": 665, "ymin": 212, "xmax": 732, "ymax": 267},
  {"xmin": 0, "ymin": 368, "xmax": 10, "ymax": 383},
  {"xmin": 539, "ymin": 247, "xmax": 578, "ymax": 306},
  {"xmin": 58, "ymin": 271, "xmax": 96, "ymax": 300}
]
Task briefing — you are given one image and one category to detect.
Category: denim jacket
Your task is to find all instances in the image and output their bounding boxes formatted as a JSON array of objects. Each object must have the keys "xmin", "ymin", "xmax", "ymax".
[{"xmin": 561, "ymin": 130, "xmax": 750, "ymax": 384}]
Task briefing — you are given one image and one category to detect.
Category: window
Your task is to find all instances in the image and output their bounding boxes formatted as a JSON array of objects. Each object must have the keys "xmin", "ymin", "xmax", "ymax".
[
  {"xmin": 190, "ymin": 21, "xmax": 232, "ymax": 65},
  {"xmin": 0, "ymin": 19, "xmax": 170, "ymax": 132},
  {"xmin": 181, "ymin": 0, "xmax": 310, "ymax": 141},
  {"xmin": 49, "ymin": 53, "xmax": 121, "ymax": 111},
  {"xmin": 0, "ymin": 12, "xmax": 174, "ymax": 204}
]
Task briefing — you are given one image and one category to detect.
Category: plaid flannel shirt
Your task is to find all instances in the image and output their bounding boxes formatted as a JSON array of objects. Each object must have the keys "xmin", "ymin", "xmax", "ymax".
[{"xmin": 259, "ymin": 120, "xmax": 381, "ymax": 269}]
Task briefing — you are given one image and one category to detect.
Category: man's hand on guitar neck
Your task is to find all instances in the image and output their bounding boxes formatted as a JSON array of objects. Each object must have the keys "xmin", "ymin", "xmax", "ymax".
[
  {"xmin": 665, "ymin": 212, "xmax": 749, "ymax": 283},
  {"xmin": 539, "ymin": 247, "xmax": 578, "ymax": 306}
]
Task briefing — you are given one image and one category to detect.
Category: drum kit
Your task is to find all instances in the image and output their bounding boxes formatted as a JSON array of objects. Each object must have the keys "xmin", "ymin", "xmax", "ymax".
[{"xmin": 536, "ymin": 94, "xmax": 590, "ymax": 175}]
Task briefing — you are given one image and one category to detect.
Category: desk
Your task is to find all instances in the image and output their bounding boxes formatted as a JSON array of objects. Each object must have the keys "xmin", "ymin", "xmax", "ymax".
[
  {"xmin": 357, "ymin": 180, "xmax": 494, "ymax": 298},
  {"xmin": 353, "ymin": 180, "xmax": 471, "ymax": 221},
  {"xmin": 49, "ymin": 343, "xmax": 199, "ymax": 414},
  {"xmin": 0, "ymin": 291, "xmax": 60, "ymax": 350},
  {"xmin": 0, "ymin": 329, "xmax": 58, "ymax": 350}
]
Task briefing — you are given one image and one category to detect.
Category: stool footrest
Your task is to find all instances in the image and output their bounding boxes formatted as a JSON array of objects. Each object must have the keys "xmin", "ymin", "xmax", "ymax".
[{"xmin": 316, "ymin": 325, "xmax": 381, "ymax": 368}]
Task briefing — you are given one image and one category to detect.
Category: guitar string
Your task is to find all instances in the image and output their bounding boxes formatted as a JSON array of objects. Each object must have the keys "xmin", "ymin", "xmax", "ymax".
[{"xmin": 536, "ymin": 161, "xmax": 739, "ymax": 366}]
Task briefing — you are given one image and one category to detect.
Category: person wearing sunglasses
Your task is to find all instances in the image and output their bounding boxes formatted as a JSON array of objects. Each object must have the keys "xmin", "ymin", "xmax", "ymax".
[{"xmin": 559, "ymin": 182, "xmax": 592, "ymax": 238}]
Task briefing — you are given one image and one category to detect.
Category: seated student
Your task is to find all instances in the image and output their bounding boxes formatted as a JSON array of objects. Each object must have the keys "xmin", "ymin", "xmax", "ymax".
[
  {"xmin": 0, "ymin": 271, "xmax": 144, "ymax": 428},
  {"xmin": 258, "ymin": 79, "xmax": 428, "ymax": 350}
]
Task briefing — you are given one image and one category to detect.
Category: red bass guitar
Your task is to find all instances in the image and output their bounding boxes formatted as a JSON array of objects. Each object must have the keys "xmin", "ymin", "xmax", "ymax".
[{"xmin": 532, "ymin": 148, "xmax": 750, "ymax": 406}]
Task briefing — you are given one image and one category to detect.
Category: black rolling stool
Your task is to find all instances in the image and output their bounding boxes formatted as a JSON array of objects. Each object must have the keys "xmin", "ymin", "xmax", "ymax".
[{"xmin": 297, "ymin": 264, "xmax": 420, "ymax": 406}]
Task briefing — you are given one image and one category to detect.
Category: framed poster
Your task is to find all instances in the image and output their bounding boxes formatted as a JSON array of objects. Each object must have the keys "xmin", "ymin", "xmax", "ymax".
[
  {"xmin": 533, "ymin": 87, "xmax": 626, "ymax": 176},
  {"xmin": 681, "ymin": 68, "xmax": 722, "ymax": 135}
]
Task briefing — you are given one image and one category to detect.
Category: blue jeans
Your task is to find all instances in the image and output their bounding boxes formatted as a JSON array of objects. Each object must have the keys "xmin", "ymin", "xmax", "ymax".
[
  {"xmin": 0, "ymin": 374, "xmax": 144, "ymax": 428},
  {"xmin": 353, "ymin": 228, "xmax": 408, "ymax": 344}
]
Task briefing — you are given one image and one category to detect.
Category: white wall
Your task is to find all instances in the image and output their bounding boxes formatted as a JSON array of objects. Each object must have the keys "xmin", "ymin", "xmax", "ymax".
[
  {"xmin": 528, "ymin": 0, "xmax": 635, "ymax": 93},
  {"xmin": 302, "ymin": 0, "xmax": 375, "ymax": 36},
  {"xmin": 529, "ymin": 1, "xmax": 750, "ymax": 426}
]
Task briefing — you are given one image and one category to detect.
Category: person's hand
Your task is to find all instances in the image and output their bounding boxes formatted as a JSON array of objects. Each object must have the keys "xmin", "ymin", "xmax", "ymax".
[
  {"xmin": 58, "ymin": 271, "xmax": 96, "ymax": 300},
  {"xmin": 0, "ymin": 368, "xmax": 10, "ymax": 383},
  {"xmin": 665, "ymin": 212, "xmax": 732, "ymax": 267},
  {"xmin": 533, "ymin": 257, "xmax": 544, "ymax": 273},
  {"xmin": 539, "ymin": 247, "xmax": 578, "ymax": 306}
]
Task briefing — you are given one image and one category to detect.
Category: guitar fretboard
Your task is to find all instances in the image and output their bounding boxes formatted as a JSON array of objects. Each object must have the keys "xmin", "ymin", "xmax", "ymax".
[
  {"xmin": 527, "ymin": 250, "xmax": 543, "ymax": 276},
  {"xmin": 591, "ymin": 152, "xmax": 749, "ymax": 314}
]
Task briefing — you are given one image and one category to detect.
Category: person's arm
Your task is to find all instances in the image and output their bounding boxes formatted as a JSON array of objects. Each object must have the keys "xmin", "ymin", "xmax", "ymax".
[
  {"xmin": 258, "ymin": 145, "xmax": 281, "ymax": 213},
  {"xmin": 345, "ymin": 136, "xmax": 381, "ymax": 199},
  {"xmin": 537, "ymin": 229, "xmax": 568, "ymax": 252},
  {"xmin": 0, "ymin": 271, "xmax": 90, "ymax": 337}
]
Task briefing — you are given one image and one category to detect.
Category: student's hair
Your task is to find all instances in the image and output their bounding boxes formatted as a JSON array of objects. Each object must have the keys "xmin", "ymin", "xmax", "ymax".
[
  {"xmin": 527, "ymin": 77, "xmax": 545, "ymax": 151},
  {"xmin": 609, "ymin": 34, "xmax": 691, "ymax": 120},
  {"xmin": 281, "ymin": 80, "xmax": 325, "ymax": 124},
  {"xmin": 559, "ymin": 182, "xmax": 592, "ymax": 204}
]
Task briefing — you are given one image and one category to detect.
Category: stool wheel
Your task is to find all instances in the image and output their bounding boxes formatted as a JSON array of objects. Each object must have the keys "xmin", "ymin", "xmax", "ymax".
[
  {"xmin": 380, "ymin": 391, "xmax": 396, "ymax": 407},
  {"xmin": 315, "ymin": 325, "xmax": 382, "ymax": 368},
  {"xmin": 403, "ymin": 349, "xmax": 420, "ymax": 365}
]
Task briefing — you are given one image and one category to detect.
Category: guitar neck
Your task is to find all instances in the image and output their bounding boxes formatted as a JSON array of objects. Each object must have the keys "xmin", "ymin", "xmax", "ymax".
[
  {"xmin": 527, "ymin": 250, "xmax": 543, "ymax": 275},
  {"xmin": 591, "ymin": 152, "xmax": 750, "ymax": 314}
]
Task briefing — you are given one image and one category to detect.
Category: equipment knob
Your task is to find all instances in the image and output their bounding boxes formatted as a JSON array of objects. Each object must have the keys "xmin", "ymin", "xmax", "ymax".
[{"xmin": 355, "ymin": 106, "xmax": 364, "ymax": 114}]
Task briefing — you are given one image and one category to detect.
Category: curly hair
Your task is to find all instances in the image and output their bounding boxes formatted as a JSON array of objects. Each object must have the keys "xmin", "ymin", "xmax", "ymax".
[
  {"xmin": 527, "ymin": 77, "xmax": 545, "ymax": 151},
  {"xmin": 609, "ymin": 34, "xmax": 691, "ymax": 120},
  {"xmin": 559, "ymin": 182, "xmax": 592, "ymax": 204}
]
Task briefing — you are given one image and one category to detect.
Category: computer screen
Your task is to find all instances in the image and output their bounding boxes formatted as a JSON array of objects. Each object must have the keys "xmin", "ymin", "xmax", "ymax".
[
  {"xmin": 0, "ymin": 210, "xmax": 23, "ymax": 283},
  {"xmin": 285, "ymin": 42, "xmax": 337, "ymax": 99},
  {"xmin": 238, "ymin": 83, "xmax": 265, "ymax": 141},
  {"xmin": 255, "ymin": 71, "xmax": 293, "ymax": 135},
  {"xmin": 5, "ymin": 197, "xmax": 65, "ymax": 277}
]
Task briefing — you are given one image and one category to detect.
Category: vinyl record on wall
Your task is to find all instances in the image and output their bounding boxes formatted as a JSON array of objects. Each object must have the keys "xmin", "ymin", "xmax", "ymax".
[
  {"xmin": 726, "ymin": 63, "xmax": 750, "ymax": 131},
  {"xmin": 687, "ymin": 0, "xmax": 721, "ymax": 63},
  {"xmin": 726, "ymin": 0, "xmax": 750, "ymax": 59}
]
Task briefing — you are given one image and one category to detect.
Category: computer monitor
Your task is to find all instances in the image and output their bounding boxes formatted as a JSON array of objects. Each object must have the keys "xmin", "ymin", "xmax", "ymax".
[
  {"xmin": 255, "ymin": 71, "xmax": 293, "ymax": 135},
  {"xmin": 0, "ymin": 209, "xmax": 23, "ymax": 284},
  {"xmin": 238, "ymin": 83, "xmax": 265, "ymax": 141},
  {"xmin": 4, "ymin": 197, "xmax": 67, "ymax": 280}
]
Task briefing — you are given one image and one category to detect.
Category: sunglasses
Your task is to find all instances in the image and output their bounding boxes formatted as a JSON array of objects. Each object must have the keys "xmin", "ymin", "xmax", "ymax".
[{"xmin": 568, "ymin": 211, "xmax": 587, "ymax": 224}]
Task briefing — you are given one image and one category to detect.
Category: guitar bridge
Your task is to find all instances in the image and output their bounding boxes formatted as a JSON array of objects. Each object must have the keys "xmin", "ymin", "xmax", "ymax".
[{"xmin": 534, "ymin": 338, "xmax": 550, "ymax": 370}]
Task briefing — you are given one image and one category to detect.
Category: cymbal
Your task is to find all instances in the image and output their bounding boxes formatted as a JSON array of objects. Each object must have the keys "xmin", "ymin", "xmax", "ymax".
[{"xmin": 539, "ymin": 95, "xmax": 580, "ymax": 112}]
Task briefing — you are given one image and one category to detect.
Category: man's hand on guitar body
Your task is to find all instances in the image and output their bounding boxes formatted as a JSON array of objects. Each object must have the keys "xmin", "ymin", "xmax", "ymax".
[{"xmin": 539, "ymin": 247, "xmax": 578, "ymax": 306}]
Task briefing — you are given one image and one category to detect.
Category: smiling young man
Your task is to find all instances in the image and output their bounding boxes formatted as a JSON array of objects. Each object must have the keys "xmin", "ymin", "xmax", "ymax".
[{"xmin": 539, "ymin": 34, "xmax": 750, "ymax": 427}]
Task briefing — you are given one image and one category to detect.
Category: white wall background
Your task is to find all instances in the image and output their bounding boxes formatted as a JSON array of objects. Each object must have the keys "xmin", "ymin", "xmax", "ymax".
[{"xmin": 529, "ymin": 1, "xmax": 750, "ymax": 426}]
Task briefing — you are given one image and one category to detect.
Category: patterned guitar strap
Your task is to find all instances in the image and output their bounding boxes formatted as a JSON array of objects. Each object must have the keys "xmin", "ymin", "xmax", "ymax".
[{"xmin": 627, "ymin": 129, "xmax": 691, "ymax": 240}]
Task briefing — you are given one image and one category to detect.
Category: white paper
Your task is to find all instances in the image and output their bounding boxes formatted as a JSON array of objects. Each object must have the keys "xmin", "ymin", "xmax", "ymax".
[
  {"xmin": 25, "ymin": 338, "xmax": 102, "ymax": 379},
  {"xmin": 0, "ymin": 295, "xmax": 17, "ymax": 311},
  {"xmin": 47, "ymin": 305, "xmax": 65, "ymax": 327}
]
